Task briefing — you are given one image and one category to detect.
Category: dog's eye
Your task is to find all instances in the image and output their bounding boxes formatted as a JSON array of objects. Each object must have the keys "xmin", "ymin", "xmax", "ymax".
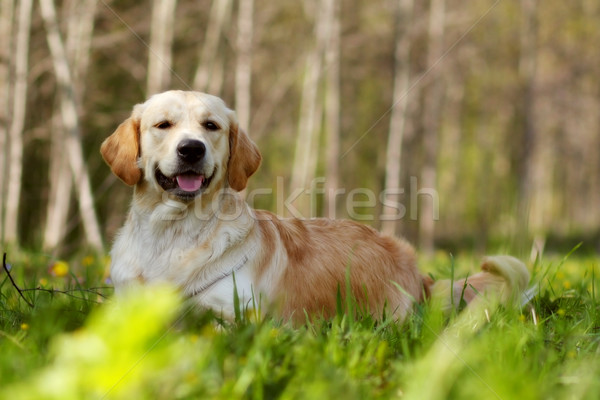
[
  {"xmin": 155, "ymin": 121, "xmax": 173, "ymax": 129},
  {"xmin": 203, "ymin": 121, "xmax": 220, "ymax": 131}
]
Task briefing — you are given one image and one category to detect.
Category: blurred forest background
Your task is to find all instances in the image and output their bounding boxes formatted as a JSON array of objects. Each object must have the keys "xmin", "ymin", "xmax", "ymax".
[{"xmin": 1, "ymin": 0, "xmax": 599, "ymax": 258}]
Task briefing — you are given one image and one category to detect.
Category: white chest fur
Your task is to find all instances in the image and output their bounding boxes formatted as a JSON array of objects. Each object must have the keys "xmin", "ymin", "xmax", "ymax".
[{"xmin": 109, "ymin": 204, "xmax": 259, "ymax": 318}]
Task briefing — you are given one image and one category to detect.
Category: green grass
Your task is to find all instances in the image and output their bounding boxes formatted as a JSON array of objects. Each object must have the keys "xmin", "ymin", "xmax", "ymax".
[{"xmin": 1, "ymin": 250, "xmax": 599, "ymax": 399}]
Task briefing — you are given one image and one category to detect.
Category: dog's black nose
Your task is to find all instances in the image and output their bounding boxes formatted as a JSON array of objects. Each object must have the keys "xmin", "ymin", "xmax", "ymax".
[{"xmin": 177, "ymin": 139, "xmax": 206, "ymax": 163}]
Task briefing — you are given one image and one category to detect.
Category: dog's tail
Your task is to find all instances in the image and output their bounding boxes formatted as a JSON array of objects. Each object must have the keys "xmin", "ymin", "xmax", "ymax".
[{"xmin": 427, "ymin": 255, "xmax": 530, "ymax": 312}]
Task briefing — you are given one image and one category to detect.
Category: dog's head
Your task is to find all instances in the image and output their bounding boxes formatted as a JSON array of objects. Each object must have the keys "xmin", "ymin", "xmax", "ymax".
[{"xmin": 101, "ymin": 91, "xmax": 261, "ymax": 202}]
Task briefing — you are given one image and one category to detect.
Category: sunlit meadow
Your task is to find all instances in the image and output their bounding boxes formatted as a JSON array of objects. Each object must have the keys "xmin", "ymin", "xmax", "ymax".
[{"xmin": 1, "ymin": 249, "xmax": 599, "ymax": 399}]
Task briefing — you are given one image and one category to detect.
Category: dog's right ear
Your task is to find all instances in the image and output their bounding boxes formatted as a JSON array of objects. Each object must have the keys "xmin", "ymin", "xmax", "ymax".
[{"xmin": 100, "ymin": 115, "xmax": 142, "ymax": 186}]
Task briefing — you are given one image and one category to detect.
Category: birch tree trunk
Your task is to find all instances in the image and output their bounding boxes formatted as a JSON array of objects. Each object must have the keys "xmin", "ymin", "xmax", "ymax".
[
  {"xmin": 235, "ymin": 0, "xmax": 254, "ymax": 130},
  {"xmin": 44, "ymin": 112, "xmax": 72, "ymax": 251},
  {"xmin": 147, "ymin": 0, "xmax": 177, "ymax": 95},
  {"xmin": 193, "ymin": 0, "xmax": 232, "ymax": 93},
  {"xmin": 419, "ymin": 0, "xmax": 446, "ymax": 255},
  {"xmin": 4, "ymin": 0, "xmax": 32, "ymax": 244},
  {"xmin": 290, "ymin": 0, "xmax": 330, "ymax": 215},
  {"xmin": 323, "ymin": 0, "xmax": 340, "ymax": 218},
  {"xmin": 65, "ymin": 0, "xmax": 97, "ymax": 100},
  {"xmin": 40, "ymin": 0, "xmax": 104, "ymax": 252},
  {"xmin": 381, "ymin": 0, "xmax": 414, "ymax": 235},
  {"xmin": 0, "ymin": 0, "xmax": 14, "ymax": 243},
  {"xmin": 43, "ymin": 0, "xmax": 97, "ymax": 251}
]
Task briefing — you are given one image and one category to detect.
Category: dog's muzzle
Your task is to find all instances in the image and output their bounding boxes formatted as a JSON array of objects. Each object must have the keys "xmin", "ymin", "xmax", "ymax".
[{"xmin": 154, "ymin": 139, "xmax": 214, "ymax": 201}]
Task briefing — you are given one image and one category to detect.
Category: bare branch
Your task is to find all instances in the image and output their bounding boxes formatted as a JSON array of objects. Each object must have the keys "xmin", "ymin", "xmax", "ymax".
[{"xmin": 2, "ymin": 253, "xmax": 34, "ymax": 308}]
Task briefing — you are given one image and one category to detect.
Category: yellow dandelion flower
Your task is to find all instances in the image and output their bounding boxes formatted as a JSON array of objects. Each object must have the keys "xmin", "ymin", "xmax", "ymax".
[
  {"xmin": 49, "ymin": 261, "xmax": 70, "ymax": 277},
  {"xmin": 20, "ymin": 323, "xmax": 29, "ymax": 331},
  {"xmin": 82, "ymin": 255, "xmax": 95, "ymax": 267},
  {"xmin": 39, "ymin": 278, "xmax": 48, "ymax": 286},
  {"xmin": 563, "ymin": 281, "xmax": 571, "ymax": 289}
]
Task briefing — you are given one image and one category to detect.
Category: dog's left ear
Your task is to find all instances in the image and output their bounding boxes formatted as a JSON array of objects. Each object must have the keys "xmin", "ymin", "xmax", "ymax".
[
  {"xmin": 100, "ymin": 114, "xmax": 142, "ymax": 186},
  {"xmin": 227, "ymin": 117, "xmax": 261, "ymax": 191}
]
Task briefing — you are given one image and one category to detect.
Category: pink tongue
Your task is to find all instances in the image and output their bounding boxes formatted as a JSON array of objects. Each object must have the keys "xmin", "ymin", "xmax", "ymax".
[{"xmin": 176, "ymin": 175, "xmax": 204, "ymax": 192}]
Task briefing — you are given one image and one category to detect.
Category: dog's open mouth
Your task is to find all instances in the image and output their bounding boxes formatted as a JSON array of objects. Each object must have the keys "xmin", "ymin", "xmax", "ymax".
[{"xmin": 155, "ymin": 168, "xmax": 213, "ymax": 200}]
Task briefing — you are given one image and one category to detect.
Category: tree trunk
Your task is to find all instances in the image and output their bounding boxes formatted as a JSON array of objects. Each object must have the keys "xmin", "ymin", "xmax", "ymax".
[
  {"xmin": 0, "ymin": 0, "xmax": 14, "ymax": 243},
  {"xmin": 290, "ymin": 0, "xmax": 330, "ymax": 216},
  {"xmin": 323, "ymin": 0, "xmax": 340, "ymax": 218},
  {"xmin": 146, "ymin": 0, "xmax": 177, "ymax": 95},
  {"xmin": 418, "ymin": 0, "xmax": 446, "ymax": 256},
  {"xmin": 381, "ymin": 0, "xmax": 414, "ymax": 236},
  {"xmin": 235, "ymin": 0, "xmax": 254, "ymax": 130},
  {"xmin": 44, "ymin": 112, "xmax": 73, "ymax": 251},
  {"xmin": 43, "ymin": 0, "xmax": 97, "ymax": 251},
  {"xmin": 290, "ymin": 57, "xmax": 322, "ymax": 199},
  {"xmin": 193, "ymin": 0, "xmax": 232, "ymax": 94},
  {"xmin": 65, "ymin": 0, "xmax": 97, "ymax": 101},
  {"xmin": 4, "ymin": 0, "xmax": 32, "ymax": 245},
  {"xmin": 40, "ymin": 0, "xmax": 104, "ymax": 253}
]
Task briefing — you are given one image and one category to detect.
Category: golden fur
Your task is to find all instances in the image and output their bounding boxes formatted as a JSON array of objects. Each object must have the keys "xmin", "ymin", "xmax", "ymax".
[{"xmin": 101, "ymin": 90, "xmax": 529, "ymax": 324}]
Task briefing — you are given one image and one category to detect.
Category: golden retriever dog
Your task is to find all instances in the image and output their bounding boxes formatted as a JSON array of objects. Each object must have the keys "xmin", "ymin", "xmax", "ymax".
[{"xmin": 101, "ymin": 90, "xmax": 529, "ymax": 324}]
